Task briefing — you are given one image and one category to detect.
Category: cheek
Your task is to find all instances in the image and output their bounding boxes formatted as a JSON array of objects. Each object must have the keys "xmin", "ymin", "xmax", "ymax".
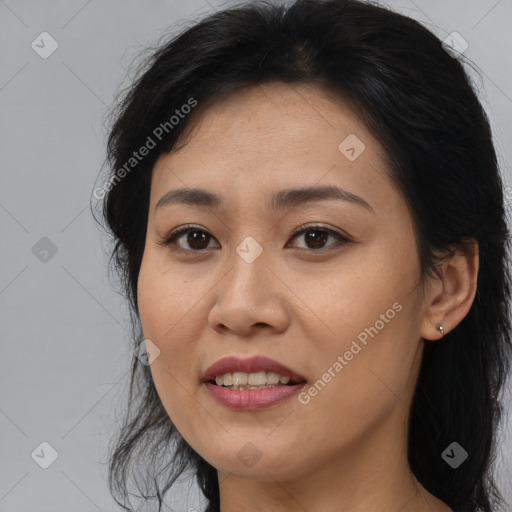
[
  {"xmin": 291, "ymin": 248, "xmax": 411, "ymax": 343},
  {"xmin": 137, "ymin": 253, "xmax": 197, "ymax": 339},
  {"xmin": 137, "ymin": 299, "xmax": 205, "ymax": 446},
  {"xmin": 293, "ymin": 244, "xmax": 422, "ymax": 404},
  {"xmin": 136, "ymin": 256, "xmax": 201, "ymax": 412}
]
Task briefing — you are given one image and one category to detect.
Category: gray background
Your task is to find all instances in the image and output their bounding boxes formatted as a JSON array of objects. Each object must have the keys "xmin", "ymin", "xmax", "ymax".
[{"xmin": 1, "ymin": 0, "xmax": 511, "ymax": 511}]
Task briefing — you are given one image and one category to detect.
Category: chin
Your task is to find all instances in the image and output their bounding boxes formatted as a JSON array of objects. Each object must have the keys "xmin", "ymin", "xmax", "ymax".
[{"xmin": 201, "ymin": 442, "xmax": 310, "ymax": 482}]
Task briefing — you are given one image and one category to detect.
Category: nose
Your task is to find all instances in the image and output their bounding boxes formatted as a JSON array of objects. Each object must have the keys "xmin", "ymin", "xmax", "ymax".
[{"xmin": 207, "ymin": 246, "xmax": 291, "ymax": 337}]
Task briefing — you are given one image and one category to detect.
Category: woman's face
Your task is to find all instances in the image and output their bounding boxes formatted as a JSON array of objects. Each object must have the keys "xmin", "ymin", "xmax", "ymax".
[{"xmin": 137, "ymin": 82, "xmax": 430, "ymax": 481}]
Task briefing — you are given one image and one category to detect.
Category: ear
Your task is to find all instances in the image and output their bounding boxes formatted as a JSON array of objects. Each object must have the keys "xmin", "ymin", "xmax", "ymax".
[{"xmin": 420, "ymin": 238, "xmax": 479, "ymax": 341}]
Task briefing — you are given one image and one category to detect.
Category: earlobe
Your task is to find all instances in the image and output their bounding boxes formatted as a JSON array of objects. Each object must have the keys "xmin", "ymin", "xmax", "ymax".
[
  {"xmin": 420, "ymin": 238, "xmax": 479, "ymax": 341},
  {"xmin": 422, "ymin": 317, "xmax": 448, "ymax": 342}
]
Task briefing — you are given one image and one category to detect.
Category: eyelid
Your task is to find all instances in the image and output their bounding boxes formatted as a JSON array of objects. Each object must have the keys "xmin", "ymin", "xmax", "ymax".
[
  {"xmin": 158, "ymin": 223, "xmax": 218, "ymax": 248},
  {"xmin": 287, "ymin": 222, "xmax": 348, "ymax": 241},
  {"xmin": 158, "ymin": 222, "xmax": 351, "ymax": 252}
]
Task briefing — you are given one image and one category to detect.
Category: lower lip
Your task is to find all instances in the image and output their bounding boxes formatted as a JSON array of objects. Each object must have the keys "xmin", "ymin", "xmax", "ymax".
[{"xmin": 204, "ymin": 382, "xmax": 306, "ymax": 410}]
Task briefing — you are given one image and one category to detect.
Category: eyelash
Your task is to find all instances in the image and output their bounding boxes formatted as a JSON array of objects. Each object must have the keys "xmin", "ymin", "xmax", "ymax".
[{"xmin": 158, "ymin": 223, "xmax": 351, "ymax": 254}]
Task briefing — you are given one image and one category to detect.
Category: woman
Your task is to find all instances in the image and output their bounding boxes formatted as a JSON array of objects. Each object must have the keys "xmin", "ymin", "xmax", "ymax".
[{"xmin": 97, "ymin": 0, "xmax": 512, "ymax": 511}]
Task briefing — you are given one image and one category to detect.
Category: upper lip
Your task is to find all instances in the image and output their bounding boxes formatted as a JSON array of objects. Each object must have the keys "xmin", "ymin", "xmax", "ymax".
[{"xmin": 202, "ymin": 356, "xmax": 306, "ymax": 383}]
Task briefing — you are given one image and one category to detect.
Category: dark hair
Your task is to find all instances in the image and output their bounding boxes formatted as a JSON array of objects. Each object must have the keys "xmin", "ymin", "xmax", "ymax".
[{"xmin": 97, "ymin": 1, "xmax": 512, "ymax": 511}]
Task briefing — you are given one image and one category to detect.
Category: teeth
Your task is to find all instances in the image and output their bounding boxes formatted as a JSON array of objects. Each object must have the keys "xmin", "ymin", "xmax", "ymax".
[
  {"xmin": 213, "ymin": 371, "xmax": 295, "ymax": 387},
  {"xmin": 266, "ymin": 372, "xmax": 280, "ymax": 385},
  {"xmin": 248, "ymin": 371, "xmax": 266, "ymax": 385},
  {"xmin": 232, "ymin": 372, "xmax": 247, "ymax": 386}
]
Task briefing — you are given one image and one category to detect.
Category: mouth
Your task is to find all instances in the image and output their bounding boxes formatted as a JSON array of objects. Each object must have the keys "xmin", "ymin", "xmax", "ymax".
[
  {"xmin": 201, "ymin": 355, "xmax": 307, "ymax": 409},
  {"xmin": 207, "ymin": 370, "xmax": 306, "ymax": 390},
  {"xmin": 202, "ymin": 355, "xmax": 307, "ymax": 387}
]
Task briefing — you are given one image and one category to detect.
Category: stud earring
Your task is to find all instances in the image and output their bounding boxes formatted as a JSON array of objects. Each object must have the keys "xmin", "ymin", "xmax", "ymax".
[{"xmin": 436, "ymin": 323, "xmax": 445, "ymax": 336}]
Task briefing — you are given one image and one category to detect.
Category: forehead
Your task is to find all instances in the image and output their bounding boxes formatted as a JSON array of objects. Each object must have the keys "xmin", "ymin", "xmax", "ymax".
[
  {"xmin": 150, "ymin": 82, "xmax": 397, "ymax": 216},
  {"xmin": 170, "ymin": 82, "xmax": 378, "ymax": 157}
]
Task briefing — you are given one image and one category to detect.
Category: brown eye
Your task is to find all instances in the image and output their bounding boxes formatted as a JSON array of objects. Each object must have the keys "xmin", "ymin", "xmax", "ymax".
[
  {"xmin": 181, "ymin": 230, "xmax": 211, "ymax": 250},
  {"xmin": 160, "ymin": 223, "xmax": 350, "ymax": 254},
  {"xmin": 297, "ymin": 228, "xmax": 329, "ymax": 249},
  {"xmin": 289, "ymin": 225, "xmax": 350, "ymax": 251},
  {"xmin": 161, "ymin": 225, "xmax": 219, "ymax": 251}
]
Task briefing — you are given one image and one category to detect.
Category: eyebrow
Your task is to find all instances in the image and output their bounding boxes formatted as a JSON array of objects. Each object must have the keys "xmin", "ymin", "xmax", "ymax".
[{"xmin": 154, "ymin": 185, "xmax": 374, "ymax": 213}]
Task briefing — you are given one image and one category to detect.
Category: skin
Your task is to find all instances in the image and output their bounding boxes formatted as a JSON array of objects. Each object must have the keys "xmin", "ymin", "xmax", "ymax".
[{"xmin": 137, "ymin": 82, "xmax": 478, "ymax": 512}]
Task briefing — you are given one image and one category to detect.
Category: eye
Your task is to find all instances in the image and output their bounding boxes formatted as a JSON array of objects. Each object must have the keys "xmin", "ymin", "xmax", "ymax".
[
  {"xmin": 159, "ymin": 223, "xmax": 351, "ymax": 253},
  {"xmin": 287, "ymin": 223, "xmax": 350, "ymax": 252},
  {"xmin": 159, "ymin": 224, "xmax": 219, "ymax": 252}
]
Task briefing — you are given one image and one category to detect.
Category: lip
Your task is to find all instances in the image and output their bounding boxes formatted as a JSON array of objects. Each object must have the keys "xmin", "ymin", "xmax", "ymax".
[
  {"xmin": 202, "ymin": 355, "xmax": 306, "ymax": 383},
  {"xmin": 204, "ymin": 381, "xmax": 306, "ymax": 410},
  {"xmin": 202, "ymin": 355, "xmax": 307, "ymax": 410}
]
